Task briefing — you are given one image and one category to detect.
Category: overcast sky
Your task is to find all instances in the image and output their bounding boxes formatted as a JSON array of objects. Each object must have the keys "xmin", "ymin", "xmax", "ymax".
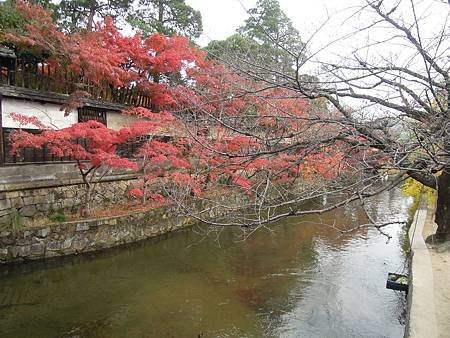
[
  {"xmin": 185, "ymin": 0, "xmax": 362, "ymax": 47},
  {"xmin": 183, "ymin": 0, "xmax": 448, "ymax": 115},
  {"xmin": 185, "ymin": 0, "xmax": 448, "ymax": 71}
]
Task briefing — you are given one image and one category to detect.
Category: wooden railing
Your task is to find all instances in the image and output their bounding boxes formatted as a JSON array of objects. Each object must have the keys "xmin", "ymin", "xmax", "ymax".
[{"xmin": 0, "ymin": 56, "xmax": 153, "ymax": 108}]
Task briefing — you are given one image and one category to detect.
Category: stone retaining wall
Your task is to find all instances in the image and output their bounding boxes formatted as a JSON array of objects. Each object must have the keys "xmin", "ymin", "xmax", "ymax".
[
  {"xmin": 0, "ymin": 206, "xmax": 193, "ymax": 264},
  {"xmin": 0, "ymin": 175, "xmax": 138, "ymax": 227}
]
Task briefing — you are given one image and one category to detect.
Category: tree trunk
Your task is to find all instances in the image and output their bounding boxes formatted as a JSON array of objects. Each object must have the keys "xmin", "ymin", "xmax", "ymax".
[
  {"xmin": 86, "ymin": 5, "xmax": 96, "ymax": 32},
  {"xmin": 158, "ymin": 0, "xmax": 164, "ymax": 26},
  {"xmin": 434, "ymin": 169, "xmax": 450, "ymax": 240},
  {"xmin": 80, "ymin": 183, "xmax": 92, "ymax": 217}
]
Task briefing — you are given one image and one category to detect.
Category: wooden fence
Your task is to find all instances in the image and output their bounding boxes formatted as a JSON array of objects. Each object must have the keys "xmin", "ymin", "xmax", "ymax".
[{"xmin": 0, "ymin": 55, "xmax": 153, "ymax": 108}]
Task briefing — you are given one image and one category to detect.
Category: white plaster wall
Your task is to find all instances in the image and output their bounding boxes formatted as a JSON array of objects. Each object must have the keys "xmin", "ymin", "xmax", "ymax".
[
  {"xmin": 1, "ymin": 98, "xmax": 77, "ymax": 130},
  {"xmin": 107, "ymin": 111, "xmax": 141, "ymax": 130}
]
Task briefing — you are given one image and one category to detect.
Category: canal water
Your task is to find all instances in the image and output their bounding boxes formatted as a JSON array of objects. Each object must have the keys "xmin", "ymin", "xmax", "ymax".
[{"xmin": 0, "ymin": 189, "xmax": 411, "ymax": 337}]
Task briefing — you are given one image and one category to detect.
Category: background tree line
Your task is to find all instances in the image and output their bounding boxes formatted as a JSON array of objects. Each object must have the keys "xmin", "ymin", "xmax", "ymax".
[{"xmin": 0, "ymin": 0, "xmax": 202, "ymax": 39}]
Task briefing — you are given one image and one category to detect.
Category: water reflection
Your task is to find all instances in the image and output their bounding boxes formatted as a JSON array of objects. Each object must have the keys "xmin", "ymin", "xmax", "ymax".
[{"xmin": 0, "ymin": 189, "xmax": 410, "ymax": 337}]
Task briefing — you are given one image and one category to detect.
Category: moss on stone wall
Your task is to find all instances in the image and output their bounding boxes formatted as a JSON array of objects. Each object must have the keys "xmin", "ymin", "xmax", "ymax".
[{"xmin": 0, "ymin": 177, "xmax": 138, "ymax": 228}]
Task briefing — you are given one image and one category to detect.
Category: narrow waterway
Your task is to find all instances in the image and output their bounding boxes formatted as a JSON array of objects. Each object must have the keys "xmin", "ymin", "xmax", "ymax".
[{"xmin": 0, "ymin": 189, "xmax": 411, "ymax": 338}]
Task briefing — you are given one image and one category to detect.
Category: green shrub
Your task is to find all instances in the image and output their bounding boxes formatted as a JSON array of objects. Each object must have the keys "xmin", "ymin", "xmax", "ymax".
[
  {"xmin": 48, "ymin": 213, "xmax": 67, "ymax": 223},
  {"xmin": 9, "ymin": 208, "xmax": 24, "ymax": 232}
]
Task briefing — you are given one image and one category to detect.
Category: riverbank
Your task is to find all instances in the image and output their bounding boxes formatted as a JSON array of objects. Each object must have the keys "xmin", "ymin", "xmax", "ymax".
[
  {"xmin": 406, "ymin": 204, "xmax": 450, "ymax": 337},
  {"xmin": 0, "ymin": 189, "xmax": 246, "ymax": 264},
  {"xmin": 0, "ymin": 205, "xmax": 195, "ymax": 264}
]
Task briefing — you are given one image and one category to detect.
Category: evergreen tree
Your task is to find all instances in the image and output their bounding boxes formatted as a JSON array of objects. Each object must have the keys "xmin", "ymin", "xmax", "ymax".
[
  {"xmin": 206, "ymin": 0, "xmax": 305, "ymax": 77},
  {"xmin": 127, "ymin": 0, "xmax": 202, "ymax": 39},
  {"xmin": 0, "ymin": 0, "xmax": 25, "ymax": 31},
  {"xmin": 58, "ymin": 0, "xmax": 131, "ymax": 32}
]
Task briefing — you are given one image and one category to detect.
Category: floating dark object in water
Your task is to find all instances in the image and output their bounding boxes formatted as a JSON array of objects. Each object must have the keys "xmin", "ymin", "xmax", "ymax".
[{"xmin": 386, "ymin": 273, "xmax": 409, "ymax": 292}]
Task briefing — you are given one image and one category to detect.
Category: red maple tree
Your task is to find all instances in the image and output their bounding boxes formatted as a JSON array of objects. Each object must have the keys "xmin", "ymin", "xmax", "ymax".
[
  {"xmin": 10, "ymin": 109, "xmax": 174, "ymax": 216},
  {"xmin": 6, "ymin": 2, "xmax": 349, "ymax": 224}
]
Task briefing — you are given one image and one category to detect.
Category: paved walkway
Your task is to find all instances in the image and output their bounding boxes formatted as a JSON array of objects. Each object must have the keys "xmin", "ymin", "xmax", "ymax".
[
  {"xmin": 429, "ymin": 241, "xmax": 450, "ymax": 338},
  {"xmin": 408, "ymin": 206, "xmax": 450, "ymax": 338}
]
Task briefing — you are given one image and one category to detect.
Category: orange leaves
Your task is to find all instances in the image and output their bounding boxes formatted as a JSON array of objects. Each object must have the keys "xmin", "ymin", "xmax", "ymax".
[
  {"xmin": 232, "ymin": 176, "xmax": 252, "ymax": 190},
  {"xmin": 299, "ymin": 150, "xmax": 346, "ymax": 181},
  {"xmin": 9, "ymin": 112, "xmax": 49, "ymax": 129},
  {"xmin": 221, "ymin": 136, "xmax": 260, "ymax": 154},
  {"xmin": 73, "ymin": 18, "xmax": 139, "ymax": 88},
  {"xmin": 6, "ymin": 2, "xmax": 354, "ymax": 209},
  {"xmin": 4, "ymin": 1, "xmax": 70, "ymax": 56},
  {"xmin": 144, "ymin": 34, "xmax": 199, "ymax": 73},
  {"xmin": 123, "ymin": 107, "xmax": 175, "ymax": 120},
  {"xmin": 129, "ymin": 188, "xmax": 144, "ymax": 199},
  {"xmin": 61, "ymin": 91, "xmax": 91, "ymax": 115},
  {"xmin": 10, "ymin": 120, "xmax": 155, "ymax": 173},
  {"xmin": 6, "ymin": 2, "xmax": 205, "ymax": 110}
]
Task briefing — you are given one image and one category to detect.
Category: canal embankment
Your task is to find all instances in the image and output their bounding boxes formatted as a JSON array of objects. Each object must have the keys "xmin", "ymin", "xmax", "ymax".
[
  {"xmin": 0, "ymin": 186, "xmax": 246, "ymax": 264},
  {"xmin": 0, "ymin": 205, "xmax": 195, "ymax": 264},
  {"xmin": 406, "ymin": 204, "xmax": 450, "ymax": 338},
  {"xmin": 0, "ymin": 163, "xmax": 139, "ymax": 227},
  {"xmin": 0, "ymin": 163, "xmax": 250, "ymax": 264}
]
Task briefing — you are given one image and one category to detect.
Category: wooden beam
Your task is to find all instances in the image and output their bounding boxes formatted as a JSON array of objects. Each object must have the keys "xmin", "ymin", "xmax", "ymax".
[{"xmin": 0, "ymin": 85, "xmax": 126, "ymax": 111}]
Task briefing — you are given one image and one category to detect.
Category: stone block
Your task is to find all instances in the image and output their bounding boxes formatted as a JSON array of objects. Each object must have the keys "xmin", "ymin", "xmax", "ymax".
[
  {"xmin": 45, "ymin": 251, "xmax": 59, "ymax": 258},
  {"xmin": 20, "ymin": 204, "xmax": 37, "ymax": 217},
  {"xmin": 65, "ymin": 190, "xmax": 77, "ymax": 199},
  {"xmin": 0, "ymin": 237, "xmax": 15, "ymax": 246},
  {"xmin": 47, "ymin": 241, "xmax": 61, "ymax": 251},
  {"xmin": 23, "ymin": 197, "xmax": 35, "ymax": 205},
  {"xmin": 30, "ymin": 242, "xmax": 45, "ymax": 256},
  {"xmin": 0, "ymin": 209, "xmax": 10, "ymax": 217},
  {"xmin": 61, "ymin": 238, "xmax": 73, "ymax": 250},
  {"xmin": 51, "ymin": 202, "xmax": 62, "ymax": 211},
  {"xmin": 10, "ymin": 197, "xmax": 24, "ymax": 208},
  {"xmin": 104, "ymin": 191, "xmax": 114, "ymax": 200},
  {"xmin": 34, "ymin": 189, "xmax": 49, "ymax": 196},
  {"xmin": 33, "ymin": 194, "xmax": 55, "ymax": 205},
  {"xmin": 37, "ymin": 227, "xmax": 50, "ymax": 238},
  {"xmin": 76, "ymin": 223, "xmax": 90, "ymax": 232},
  {"xmin": 62, "ymin": 248, "xmax": 76, "ymax": 255},
  {"xmin": 36, "ymin": 203, "xmax": 52, "ymax": 212},
  {"xmin": 61, "ymin": 200, "xmax": 73, "ymax": 208},
  {"xmin": 0, "ymin": 231, "xmax": 11, "ymax": 238},
  {"xmin": 5, "ymin": 191, "xmax": 20, "ymax": 199},
  {"xmin": 0, "ymin": 215, "xmax": 10, "ymax": 226},
  {"xmin": 23, "ymin": 230, "xmax": 34, "ymax": 238},
  {"xmin": 0, "ymin": 198, "xmax": 11, "ymax": 211},
  {"xmin": 73, "ymin": 238, "xmax": 89, "ymax": 252},
  {"xmin": 8, "ymin": 246, "xmax": 19, "ymax": 258},
  {"xmin": 15, "ymin": 237, "xmax": 30, "ymax": 245},
  {"xmin": 0, "ymin": 248, "xmax": 8, "ymax": 260},
  {"xmin": 17, "ymin": 245, "xmax": 31, "ymax": 257}
]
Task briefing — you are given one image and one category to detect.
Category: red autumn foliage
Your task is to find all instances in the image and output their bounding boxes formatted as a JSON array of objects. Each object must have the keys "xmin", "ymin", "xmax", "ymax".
[
  {"xmin": 8, "ymin": 112, "xmax": 49, "ymax": 129},
  {"xmin": 3, "ymin": 1, "xmax": 204, "ymax": 110},
  {"xmin": 7, "ymin": 2, "xmax": 352, "ymax": 219},
  {"xmin": 9, "ymin": 112, "xmax": 172, "ymax": 216},
  {"xmin": 10, "ymin": 120, "xmax": 141, "ymax": 168}
]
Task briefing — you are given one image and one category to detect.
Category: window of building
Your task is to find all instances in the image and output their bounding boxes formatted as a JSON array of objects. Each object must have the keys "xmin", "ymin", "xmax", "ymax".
[{"xmin": 78, "ymin": 106, "xmax": 107, "ymax": 125}]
